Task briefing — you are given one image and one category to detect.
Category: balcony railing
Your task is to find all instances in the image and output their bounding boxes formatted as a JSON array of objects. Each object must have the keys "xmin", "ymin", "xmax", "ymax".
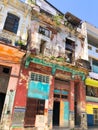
[
  {"xmin": 66, "ymin": 44, "xmax": 74, "ymax": 51},
  {"xmin": 76, "ymin": 59, "xmax": 91, "ymax": 70},
  {"xmin": 88, "ymin": 44, "xmax": 98, "ymax": 58},
  {"xmin": 86, "ymin": 96, "xmax": 98, "ymax": 103},
  {"xmin": 0, "ymin": 36, "xmax": 12, "ymax": 44},
  {"xmin": 0, "ymin": 31, "xmax": 27, "ymax": 51}
]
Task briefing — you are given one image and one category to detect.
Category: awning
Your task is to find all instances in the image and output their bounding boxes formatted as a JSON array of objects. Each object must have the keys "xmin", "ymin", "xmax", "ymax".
[
  {"xmin": 65, "ymin": 12, "xmax": 81, "ymax": 26},
  {"xmin": 0, "ymin": 42, "xmax": 26, "ymax": 63},
  {"xmin": 85, "ymin": 78, "xmax": 98, "ymax": 88}
]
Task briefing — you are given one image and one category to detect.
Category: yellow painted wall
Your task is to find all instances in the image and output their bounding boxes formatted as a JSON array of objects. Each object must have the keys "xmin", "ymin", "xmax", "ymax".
[
  {"xmin": 60, "ymin": 101, "xmax": 69, "ymax": 127},
  {"xmin": 60, "ymin": 101, "xmax": 64, "ymax": 126},
  {"xmin": 86, "ymin": 103, "xmax": 98, "ymax": 114}
]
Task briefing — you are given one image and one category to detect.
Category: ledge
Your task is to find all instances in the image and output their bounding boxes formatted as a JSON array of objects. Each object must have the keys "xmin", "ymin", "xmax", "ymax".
[{"xmin": 86, "ymin": 96, "xmax": 98, "ymax": 103}]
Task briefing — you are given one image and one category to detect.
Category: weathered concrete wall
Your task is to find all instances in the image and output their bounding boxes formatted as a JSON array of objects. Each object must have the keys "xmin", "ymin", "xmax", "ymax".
[{"xmin": 0, "ymin": 0, "xmax": 31, "ymax": 45}]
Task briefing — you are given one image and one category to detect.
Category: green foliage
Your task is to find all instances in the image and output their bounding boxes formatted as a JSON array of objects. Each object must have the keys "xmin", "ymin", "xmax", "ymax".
[
  {"xmin": 28, "ymin": 0, "xmax": 35, "ymax": 4},
  {"xmin": 50, "ymin": 56, "xmax": 55, "ymax": 60},
  {"xmin": 53, "ymin": 14, "xmax": 63, "ymax": 25},
  {"xmin": 15, "ymin": 40, "xmax": 25, "ymax": 46},
  {"xmin": 50, "ymin": 56, "xmax": 65, "ymax": 62},
  {"xmin": 56, "ymin": 57, "xmax": 65, "ymax": 62}
]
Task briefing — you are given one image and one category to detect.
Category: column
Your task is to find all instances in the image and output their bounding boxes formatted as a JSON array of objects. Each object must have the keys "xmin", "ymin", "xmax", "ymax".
[
  {"xmin": 69, "ymin": 80, "xmax": 75, "ymax": 129},
  {"xmin": 47, "ymin": 76, "xmax": 54, "ymax": 130},
  {"xmin": 79, "ymin": 81, "xmax": 87, "ymax": 130}
]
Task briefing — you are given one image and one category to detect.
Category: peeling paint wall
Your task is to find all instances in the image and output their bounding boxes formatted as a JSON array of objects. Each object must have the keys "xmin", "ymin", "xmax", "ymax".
[
  {"xmin": 14, "ymin": 68, "xmax": 29, "ymax": 107},
  {"xmin": 30, "ymin": 17, "xmax": 85, "ymax": 59},
  {"xmin": 0, "ymin": 63, "xmax": 21, "ymax": 115},
  {"xmin": 60, "ymin": 101, "xmax": 69, "ymax": 127},
  {"xmin": 0, "ymin": 0, "xmax": 31, "ymax": 45}
]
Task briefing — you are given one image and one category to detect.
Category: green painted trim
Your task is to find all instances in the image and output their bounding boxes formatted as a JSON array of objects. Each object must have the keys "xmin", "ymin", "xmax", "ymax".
[
  {"xmin": 25, "ymin": 56, "xmax": 31, "ymax": 68},
  {"xmin": 25, "ymin": 57, "xmax": 86, "ymax": 80}
]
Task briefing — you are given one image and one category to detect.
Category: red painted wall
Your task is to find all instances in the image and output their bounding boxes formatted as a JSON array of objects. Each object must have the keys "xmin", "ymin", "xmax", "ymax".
[
  {"xmin": 14, "ymin": 67, "xmax": 29, "ymax": 107},
  {"xmin": 79, "ymin": 81, "xmax": 86, "ymax": 112},
  {"xmin": 69, "ymin": 81, "xmax": 74, "ymax": 111},
  {"xmin": 48, "ymin": 76, "xmax": 54, "ymax": 109},
  {"xmin": 14, "ymin": 63, "xmax": 52, "ymax": 107}
]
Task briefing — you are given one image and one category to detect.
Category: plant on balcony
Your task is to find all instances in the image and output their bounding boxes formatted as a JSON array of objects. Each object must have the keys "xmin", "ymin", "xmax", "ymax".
[
  {"xmin": 15, "ymin": 40, "xmax": 24, "ymax": 46},
  {"xmin": 15, "ymin": 38, "xmax": 27, "ymax": 50},
  {"xmin": 53, "ymin": 14, "xmax": 63, "ymax": 26}
]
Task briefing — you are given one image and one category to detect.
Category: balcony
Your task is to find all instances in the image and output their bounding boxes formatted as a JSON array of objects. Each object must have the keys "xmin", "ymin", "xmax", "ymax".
[
  {"xmin": 86, "ymin": 96, "xmax": 98, "ymax": 103},
  {"xmin": 76, "ymin": 59, "xmax": 91, "ymax": 70},
  {"xmin": 0, "ymin": 32, "xmax": 27, "ymax": 51},
  {"xmin": 86, "ymin": 22, "xmax": 98, "ymax": 39},
  {"xmin": 88, "ymin": 44, "xmax": 98, "ymax": 59},
  {"xmin": 0, "ymin": 36, "xmax": 12, "ymax": 44}
]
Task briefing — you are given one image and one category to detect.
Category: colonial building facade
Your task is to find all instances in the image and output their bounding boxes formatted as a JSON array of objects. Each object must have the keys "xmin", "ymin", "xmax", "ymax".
[
  {"xmin": 0, "ymin": 0, "xmax": 31, "ymax": 129},
  {"xmin": 12, "ymin": 1, "xmax": 90, "ymax": 130},
  {"xmin": 0, "ymin": 0, "xmax": 93, "ymax": 130}
]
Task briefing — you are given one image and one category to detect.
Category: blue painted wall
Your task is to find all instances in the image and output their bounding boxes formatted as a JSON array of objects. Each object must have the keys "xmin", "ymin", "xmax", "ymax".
[
  {"xmin": 64, "ymin": 102, "xmax": 69, "ymax": 120},
  {"xmin": 92, "ymin": 65, "xmax": 98, "ymax": 73},
  {"xmin": 28, "ymin": 81, "xmax": 50, "ymax": 99},
  {"xmin": 54, "ymin": 89, "xmax": 68, "ymax": 95},
  {"xmin": 87, "ymin": 114, "xmax": 94, "ymax": 126}
]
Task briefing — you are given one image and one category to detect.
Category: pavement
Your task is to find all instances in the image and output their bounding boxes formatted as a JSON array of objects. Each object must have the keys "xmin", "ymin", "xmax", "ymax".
[{"xmin": 0, "ymin": 125, "xmax": 98, "ymax": 130}]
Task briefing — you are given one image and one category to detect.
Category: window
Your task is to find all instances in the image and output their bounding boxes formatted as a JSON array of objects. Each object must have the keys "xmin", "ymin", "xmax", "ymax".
[
  {"xmin": 96, "ymin": 49, "xmax": 98, "ymax": 53},
  {"xmin": 40, "ymin": 40, "xmax": 46, "ymax": 54},
  {"xmin": 54, "ymin": 79, "xmax": 69, "ymax": 100},
  {"xmin": 88, "ymin": 45, "xmax": 92, "ymax": 50},
  {"xmin": 40, "ymin": 9, "xmax": 53, "ymax": 18},
  {"xmin": 31, "ymin": 72, "xmax": 49, "ymax": 83},
  {"xmin": 54, "ymin": 89, "xmax": 68, "ymax": 100},
  {"xmin": 86, "ymin": 86, "xmax": 98, "ymax": 97},
  {"xmin": 93, "ymin": 108, "xmax": 98, "ymax": 125},
  {"xmin": 65, "ymin": 38, "xmax": 75, "ymax": 51},
  {"xmin": 0, "ymin": 65, "xmax": 11, "ymax": 75},
  {"xmin": 39, "ymin": 26, "xmax": 50, "ymax": 38},
  {"xmin": 4, "ymin": 13, "xmax": 20, "ymax": 34},
  {"xmin": 65, "ymin": 38, "xmax": 75, "ymax": 63}
]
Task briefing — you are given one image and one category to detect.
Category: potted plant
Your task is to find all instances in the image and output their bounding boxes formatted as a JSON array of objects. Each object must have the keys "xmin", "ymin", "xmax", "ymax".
[{"xmin": 15, "ymin": 39, "xmax": 27, "ymax": 50}]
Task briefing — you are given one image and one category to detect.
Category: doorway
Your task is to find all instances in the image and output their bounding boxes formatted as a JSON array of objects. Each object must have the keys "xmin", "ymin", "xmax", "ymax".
[
  {"xmin": 24, "ymin": 98, "xmax": 45, "ymax": 127},
  {"xmin": 53, "ymin": 101, "xmax": 60, "ymax": 126},
  {"xmin": 74, "ymin": 83, "xmax": 81, "ymax": 126},
  {"xmin": 0, "ymin": 65, "xmax": 11, "ymax": 120},
  {"xmin": 93, "ymin": 108, "xmax": 98, "ymax": 126},
  {"xmin": 40, "ymin": 40, "xmax": 46, "ymax": 54},
  {"xmin": 0, "ymin": 93, "xmax": 5, "ymax": 119}
]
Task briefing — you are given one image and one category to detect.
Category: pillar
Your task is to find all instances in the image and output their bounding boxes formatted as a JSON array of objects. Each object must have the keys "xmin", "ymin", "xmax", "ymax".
[
  {"xmin": 47, "ymin": 76, "xmax": 54, "ymax": 130},
  {"xmin": 69, "ymin": 80, "xmax": 75, "ymax": 129},
  {"xmin": 79, "ymin": 81, "xmax": 87, "ymax": 130}
]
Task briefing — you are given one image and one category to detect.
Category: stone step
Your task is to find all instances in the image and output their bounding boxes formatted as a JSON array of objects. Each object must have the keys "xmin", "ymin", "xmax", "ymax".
[{"xmin": 53, "ymin": 126, "xmax": 70, "ymax": 130}]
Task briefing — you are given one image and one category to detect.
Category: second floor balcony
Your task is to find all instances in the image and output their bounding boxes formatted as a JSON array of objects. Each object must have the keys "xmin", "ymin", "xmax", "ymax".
[
  {"xmin": 0, "ymin": 31, "xmax": 27, "ymax": 51},
  {"xmin": 88, "ymin": 44, "xmax": 98, "ymax": 59}
]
